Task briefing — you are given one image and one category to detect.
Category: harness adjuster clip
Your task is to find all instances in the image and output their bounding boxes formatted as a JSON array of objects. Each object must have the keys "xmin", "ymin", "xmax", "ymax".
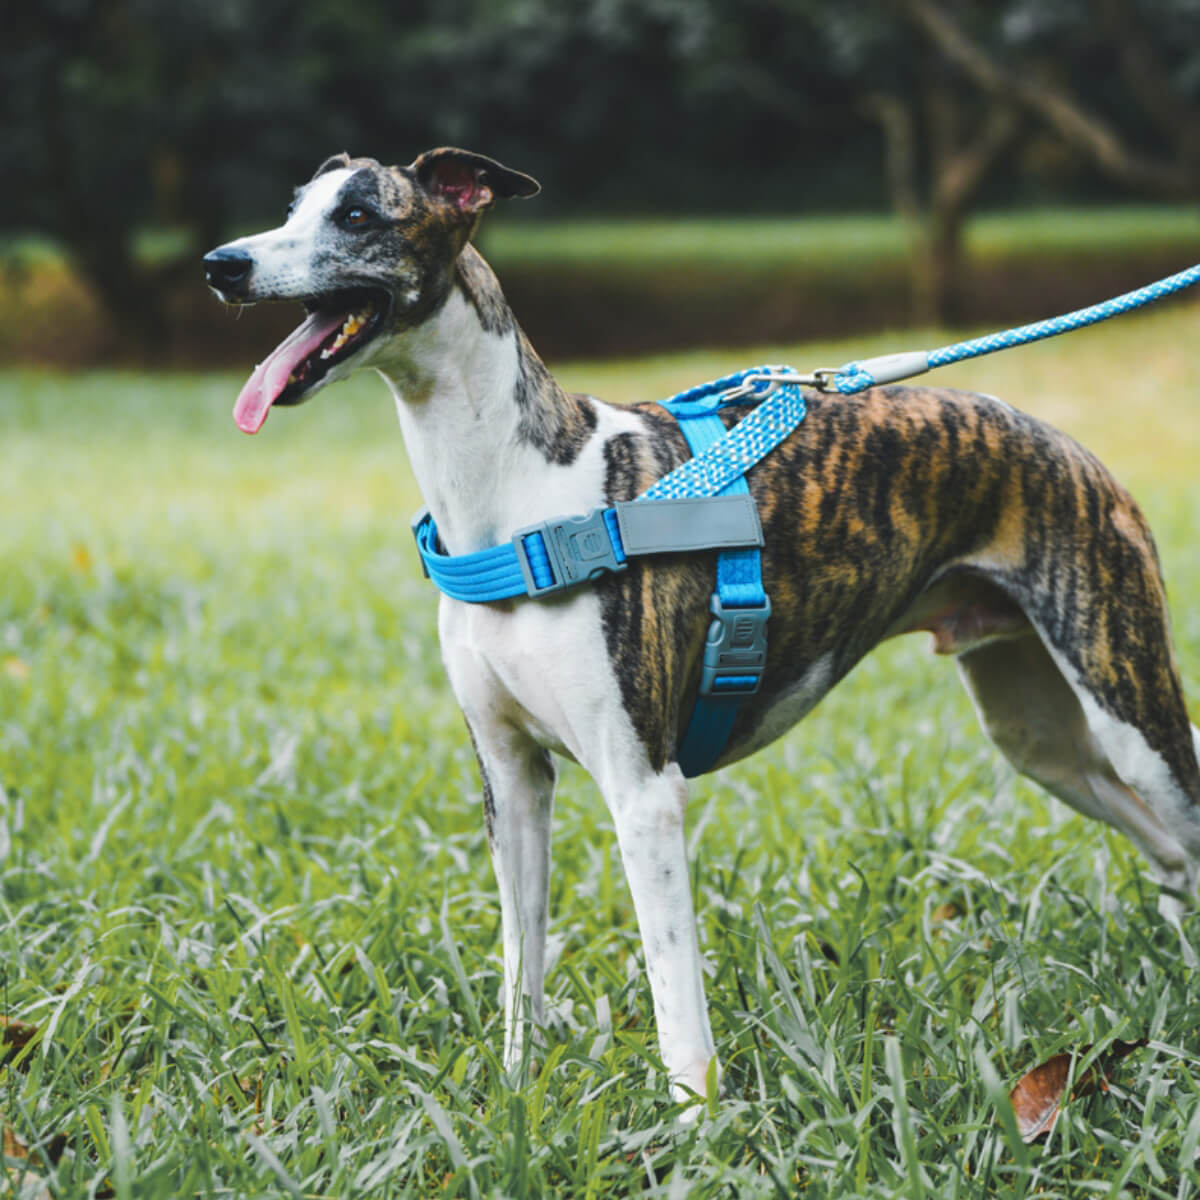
[
  {"xmin": 410, "ymin": 506, "xmax": 432, "ymax": 578},
  {"xmin": 698, "ymin": 593, "xmax": 771, "ymax": 698},
  {"xmin": 513, "ymin": 507, "xmax": 626, "ymax": 597}
]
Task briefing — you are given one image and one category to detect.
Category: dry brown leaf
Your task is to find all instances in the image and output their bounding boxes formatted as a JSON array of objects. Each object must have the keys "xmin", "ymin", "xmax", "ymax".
[
  {"xmin": 1, "ymin": 1123, "xmax": 50, "ymax": 1199},
  {"xmin": 3, "ymin": 1124, "xmax": 30, "ymax": 1159},
  {"xmin": 2, "ymin": 1121, "xmax": 66, "ymax": 1168},
  {"xmin": 1010, "ymin": 1038, "xmax": 1147, "ymax": 1141},
  {"xmin": 0, "ymin": 1018, "xmax": 38, "ymax": 1066}
]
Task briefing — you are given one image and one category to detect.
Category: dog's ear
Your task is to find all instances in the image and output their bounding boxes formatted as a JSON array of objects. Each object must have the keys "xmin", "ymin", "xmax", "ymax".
[
  {"xmin": 411, "ymin": 147, "xmax": 540, "ymax": 214},
  {"xmin": 311, "ymin": 152, "xmax": 352, "ymax": 181}
]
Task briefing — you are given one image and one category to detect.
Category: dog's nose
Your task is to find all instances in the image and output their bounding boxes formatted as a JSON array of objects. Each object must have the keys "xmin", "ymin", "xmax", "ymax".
[{"xmin": 203, "ymin": 247, "xmax": 253, "ymax": 293}]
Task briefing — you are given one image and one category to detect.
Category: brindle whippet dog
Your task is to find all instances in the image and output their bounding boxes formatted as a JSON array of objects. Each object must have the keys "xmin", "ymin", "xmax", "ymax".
[{"xmin": 204, "ymin": 147, "xmax": 1200, "ymax": 1108}]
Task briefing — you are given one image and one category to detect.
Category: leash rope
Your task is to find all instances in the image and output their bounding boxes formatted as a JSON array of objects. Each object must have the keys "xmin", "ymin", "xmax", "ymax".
[
  {"xmin": 413, "ymin": 259, "xmax": 1200, "ymax": 777},
  {"xmin": 825, "ymin": 260, "xmax": 1200, "ymax": 394}
]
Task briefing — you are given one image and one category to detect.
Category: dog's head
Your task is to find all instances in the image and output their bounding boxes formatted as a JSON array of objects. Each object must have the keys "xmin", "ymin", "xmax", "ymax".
[{"xmin": 203, "ymin": 148, "xmax": 540, "ymax": 433}]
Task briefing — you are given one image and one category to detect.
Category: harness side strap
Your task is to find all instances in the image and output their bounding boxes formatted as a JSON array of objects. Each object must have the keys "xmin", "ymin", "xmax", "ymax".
[{"xmin": 671, "ymin": 409, "xmax": 770, "ymax": 779}]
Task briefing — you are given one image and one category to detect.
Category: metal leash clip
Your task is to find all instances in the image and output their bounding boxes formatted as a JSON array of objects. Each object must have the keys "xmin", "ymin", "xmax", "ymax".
[
  {"xmin": 806, "ymin": 368, "xmax": 842, "ymax": 391},
  {"xmin": 718, "ymin": 368, "xmax": 808, "ymax": 403}
]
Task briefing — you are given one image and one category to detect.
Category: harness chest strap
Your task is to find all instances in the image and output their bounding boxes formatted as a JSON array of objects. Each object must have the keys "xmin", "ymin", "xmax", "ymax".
[
  {"xmin": 412, "ymin": 367, "xmax": 809, "ymax": 777},
  {"xmin": 412, "ymin": 493, "xmax": 764, "ymax": 602},
  {"xmin": 668, "ymin": 403, "xmax": 770, "ymax": 776}
]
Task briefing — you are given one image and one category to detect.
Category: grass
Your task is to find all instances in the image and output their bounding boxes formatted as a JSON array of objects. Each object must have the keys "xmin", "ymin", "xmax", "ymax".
[
  {"xmin": 2, "ymin": 300, "xmax": 1200, "ymax": 1196},
  {"xmin": 480, "ymin": 206, "xmax": 1200, "ymax": 271},
  {"xmin": 8, "ymin": 204, "xmax": 1200, "ymax": 367},
  {"xmin": 10, "ymin": 205, "xmax": 1199, "ymax": 276}
]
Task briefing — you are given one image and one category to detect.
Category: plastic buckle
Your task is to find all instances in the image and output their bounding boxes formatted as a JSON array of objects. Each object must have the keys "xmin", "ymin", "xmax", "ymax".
[
  {"xmin": 512, "ymin": 507, "xmax": 626, "ymax": 597},
  {"xmin": 698, "ymin": 593, "xmax": 770, "ymax": 697}
]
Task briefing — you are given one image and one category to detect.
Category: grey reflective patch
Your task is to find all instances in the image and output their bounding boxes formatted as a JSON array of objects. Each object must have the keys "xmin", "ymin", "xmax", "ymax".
[{"xmin": 615, "ymin": 494, "xmax": 763, "ymax": 556}]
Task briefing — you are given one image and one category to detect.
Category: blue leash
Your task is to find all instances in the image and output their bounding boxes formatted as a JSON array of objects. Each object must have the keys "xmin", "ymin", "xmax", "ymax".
[
  {"xmin": 414, "ymin": 260, "xmax": 1200, "ymax": 776},
  {"xmin": 823, "ymin": 260, "xmax": 1200, "ymax": 394}
]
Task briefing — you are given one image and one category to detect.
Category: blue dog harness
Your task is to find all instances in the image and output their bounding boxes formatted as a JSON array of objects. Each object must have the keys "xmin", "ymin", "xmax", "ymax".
[
  {"xmin": 413, "ymin": 258, "xmax": 1200, "ymax": 777},
  {"xmin": 413, "ymin": 366, "xmax": 808, "ymax": 776}
]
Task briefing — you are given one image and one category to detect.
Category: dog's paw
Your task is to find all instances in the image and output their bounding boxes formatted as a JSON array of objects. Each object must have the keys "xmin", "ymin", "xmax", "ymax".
[{"xmin": 671, "ymin": 1053, "xmax": 722, "ymax": 1123}]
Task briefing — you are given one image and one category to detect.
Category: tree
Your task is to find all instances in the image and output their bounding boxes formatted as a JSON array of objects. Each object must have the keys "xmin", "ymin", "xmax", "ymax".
[
  {"xmin": 809, "ymin": 0, "xmax": 1200, "ymax": 323},
  {"xmin": 896, "ymin": 0, "xmax": 1200, "ymax": 199},
  {"xmin": 8, "ymin": 0, "xmax": 1200, "ymax": 353},
  {"xmin": 2, "ymin": 0, "xmax": 447, "ymax": 354}
]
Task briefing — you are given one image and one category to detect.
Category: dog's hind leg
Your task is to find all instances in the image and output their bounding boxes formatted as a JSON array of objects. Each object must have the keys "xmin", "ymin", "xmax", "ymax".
[
  {"xmin": 956, "ymin": 632, "xmax": 1200, "ymax": 908},
  {"xmin": 467, "ymin": 720, "xmax": 556, "ymax": 1074}
]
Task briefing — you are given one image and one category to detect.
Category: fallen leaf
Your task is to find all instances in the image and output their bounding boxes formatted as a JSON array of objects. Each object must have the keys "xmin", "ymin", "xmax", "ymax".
[
  {"xmin": 0, "ymin": 1018, "xmax": 38, "ymax": 1066},
  {"xmin": 1, "ymin": 1120, "xmax": 66, "ymax": 1166},
  {"xmin": 3, "ymin": 1124, "xmax": 29, "ymax": 1158},
  {"xmin": 2, "ymin": 1122, "xmax": 52, "ymax": 1199},
  {"xmin": 1009, "ymin": 1038, "xmax": 1147, "ymax": 1141}
]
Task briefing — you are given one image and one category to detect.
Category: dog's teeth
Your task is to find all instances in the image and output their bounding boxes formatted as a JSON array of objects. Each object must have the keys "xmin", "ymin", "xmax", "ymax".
[{"xmin": 317, "ymin": 309, "xmax": 373, "ymax": 362}]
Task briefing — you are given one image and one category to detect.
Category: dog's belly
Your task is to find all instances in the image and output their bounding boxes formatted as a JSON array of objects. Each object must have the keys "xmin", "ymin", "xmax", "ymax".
[
  {"xmin": 716, "ymin": 651, "xmax": 837, "ymax": 766},
  {"xmin": 714, "ymin": 567, "xmax": 1034, "ymax": 769}
]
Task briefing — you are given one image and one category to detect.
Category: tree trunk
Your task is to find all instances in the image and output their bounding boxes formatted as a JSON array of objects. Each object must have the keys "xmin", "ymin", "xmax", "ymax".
[
  {"xmin": 898, "ymin": 0, "xmax": 1197, "ymax": 198},
  {"xmin": 861, "ymin": 92, "xmax": 940, "ymax": 323},
  {"xmin": 864, "ymin": 87, "xmax": 1019, "ymax": 326}
]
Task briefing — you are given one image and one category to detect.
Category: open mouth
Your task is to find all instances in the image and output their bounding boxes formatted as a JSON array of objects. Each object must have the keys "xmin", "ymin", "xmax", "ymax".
[{"xmin": 233, "ymin": 288, "xmax": 389, "ymax": 434}]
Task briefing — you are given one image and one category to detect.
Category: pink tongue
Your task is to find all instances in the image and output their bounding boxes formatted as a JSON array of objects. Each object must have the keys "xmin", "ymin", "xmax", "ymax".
[{"xmin": 233, "ymin": 309, "xmax": 347, "ymax": 434}]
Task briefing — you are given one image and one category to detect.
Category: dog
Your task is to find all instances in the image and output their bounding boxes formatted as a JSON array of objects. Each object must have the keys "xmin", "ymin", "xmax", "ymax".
[{"xmin": 204, "ymin": 147, "xmax": 1200, "ymax": 1108}]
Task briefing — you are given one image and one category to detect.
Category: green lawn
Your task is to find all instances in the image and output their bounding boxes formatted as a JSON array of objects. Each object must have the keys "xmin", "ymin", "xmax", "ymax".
[
  {"xmin": 479, "ymin": 206, "xmax": 1200, "ymax": 271},
  {"xmin": 2, "ymin": 304, "xmax": 1200, "ymax": 1196}
]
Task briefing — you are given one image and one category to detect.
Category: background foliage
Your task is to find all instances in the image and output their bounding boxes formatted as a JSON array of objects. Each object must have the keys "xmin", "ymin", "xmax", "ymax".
[{"xmin": 7, "ymin": 0, "xmax": 1200, "ymax": 353}]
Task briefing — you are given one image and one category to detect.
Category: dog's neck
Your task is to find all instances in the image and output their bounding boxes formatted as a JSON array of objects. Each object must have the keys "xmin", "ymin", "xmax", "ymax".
[{"xmin": 374, "ymin": 245, "xmax": 594, "ymax": 554}]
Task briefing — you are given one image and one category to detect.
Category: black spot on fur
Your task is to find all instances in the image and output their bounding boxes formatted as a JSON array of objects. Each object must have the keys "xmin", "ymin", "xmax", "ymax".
[
  {"xmin": 455, "ymin": 245, "xmax": 514, "ymax": 336},
  {"xmin": 338, "ymin": 168, "xmax": 390, "ymax": 220},
  {"xmin": 513, "ymin": 334, "xmax": 597, "ymax": 465},
  {"xmin": 465, "ymin": 723, "xmax": 497, "ymax": 847}
]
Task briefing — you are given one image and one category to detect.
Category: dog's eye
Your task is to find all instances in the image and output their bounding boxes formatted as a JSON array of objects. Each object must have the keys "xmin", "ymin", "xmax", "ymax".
[{"xmin": 339, "ymin": 207, "xmax": 370, "ymax": 229}]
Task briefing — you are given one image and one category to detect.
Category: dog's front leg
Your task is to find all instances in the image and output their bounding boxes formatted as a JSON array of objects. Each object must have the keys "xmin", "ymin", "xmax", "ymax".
[
  {"xmin": 468, "ymin": 722, "xmax": 556, "ymax": 1073},
  {"xmin": 602, "ymin": 761, "xmax": 717, "ymax": 1111}
]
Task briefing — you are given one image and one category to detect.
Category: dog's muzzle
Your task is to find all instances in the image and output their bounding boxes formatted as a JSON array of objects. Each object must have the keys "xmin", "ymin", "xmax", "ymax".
[{"xmin": 203, "ymin": 247, "xmax": 253, "ymax": 298}]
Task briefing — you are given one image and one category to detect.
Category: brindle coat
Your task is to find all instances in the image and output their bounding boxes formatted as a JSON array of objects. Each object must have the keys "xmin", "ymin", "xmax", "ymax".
[{"xmin": 593, "ymin": 387, "xmax": 1195, "ymax": 788}]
